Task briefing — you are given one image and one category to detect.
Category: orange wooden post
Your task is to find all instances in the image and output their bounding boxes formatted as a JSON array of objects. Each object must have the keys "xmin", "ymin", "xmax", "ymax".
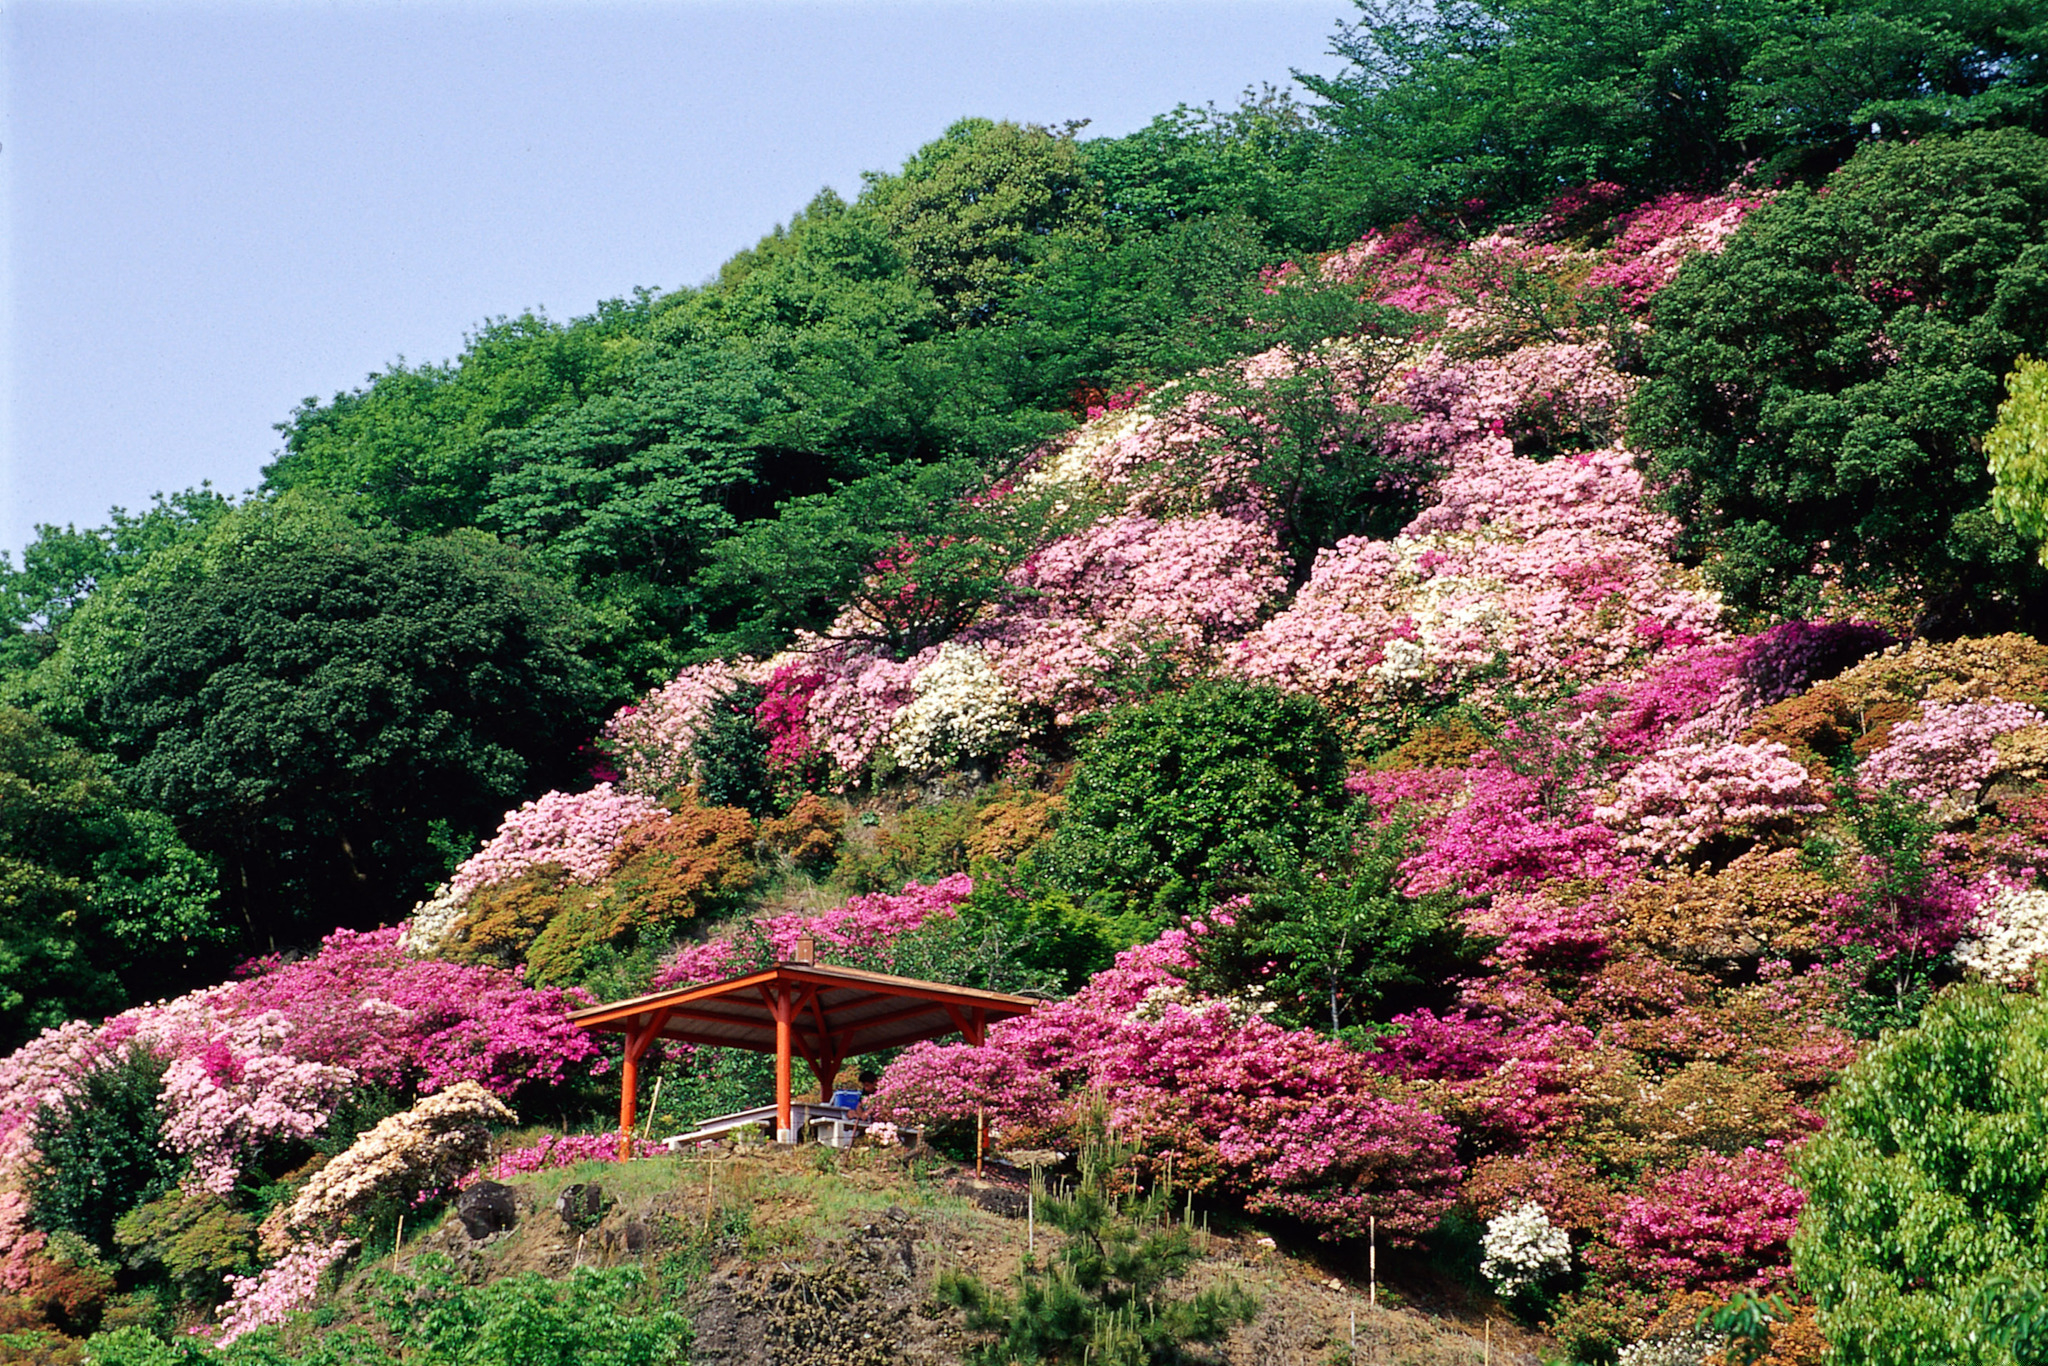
[
  {"xmin": 774, "ymin": 988, "xmax": 794, "ymax": 1142},
  {"xmin": 618, "ymin": 1043, "xmax": 639, "ymax": 1162},
  {"xmin": 617, "ymin": 1013, "xmax": 667, "ymax": 1162}
]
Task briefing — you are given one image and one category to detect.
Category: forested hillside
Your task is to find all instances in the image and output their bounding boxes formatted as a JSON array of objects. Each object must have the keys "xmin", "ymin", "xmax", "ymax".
[{"xmin": 4, "ymin": 1, "xmax": 2048, "ymax": 1362}]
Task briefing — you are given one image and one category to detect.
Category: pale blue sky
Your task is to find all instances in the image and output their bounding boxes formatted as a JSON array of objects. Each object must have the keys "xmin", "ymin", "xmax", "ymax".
[{"xmin": 0, "ymin": 0, "xmax": 1352, "ymax": 559}]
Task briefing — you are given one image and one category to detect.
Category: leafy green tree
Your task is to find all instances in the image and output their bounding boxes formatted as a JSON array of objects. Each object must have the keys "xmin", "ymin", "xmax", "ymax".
[
  {"xmin": 265, "ymin": 306, "xmax": 650, "ymax": 536},
  {"xmin": 1301, "ymin": 0, "xmax": 2048, "ymax": 228},
  {"xmin": 705, "ymin": 458, "xmax": 1089, "ymax": 659},
  {"xmin": 1302, "ymin": 0, "xmax": 1788, "ymax": 225},
  {"xmin": 1733, "ymin": 0, "xmax": 2048, "ymax": 177},
  {"xmin": 1792, "ymin": 972, "xmax": 2048, "ymax": 1365},
  {"xmin": 1186, "ymin": 282, "xmax": 1427, "ymax": 579},
  {"xmin": 41, "ymin": 503, "xmax": 604, "ymax": 948},
  {"xmin": 1988, "ymin": 354, "xmax": 2048, "ymax": 564},
  {"xmin": 867, "ymin": 119, "xmax": 1098, "ymax": 328},
  {"xmin": 0, "ymin": 487, "xmax": 234, "ymax": 679},
  {"xmin": 0, "ymin": 706, "xmax": 218, "ymax": 1049},
  {"xmin": 1047, "ymin": 681, "xmax": 1350, "ymax": 934},
  {"xmin": 1080, "ymin": 88, "xmax": 1334, "ymax": 250},
  {"xmin": 1197, "ymin": 814, "xmax": 1464, "ymax": 1036},
  {"xmin": 938, "ymin": 1104, "xmax": 1257, "ymax": 1365},
  {"xmin": 481, "ymin": 342, "xmax": 786, "ymax": 681},
  {"xmin": 1634, "ymin": 128, "xmax": 2048, "ymax": 631}
]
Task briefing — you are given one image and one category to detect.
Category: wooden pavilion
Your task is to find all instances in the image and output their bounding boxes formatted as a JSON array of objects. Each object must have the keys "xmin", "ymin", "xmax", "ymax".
[{"xmin": 570, "ymin": 939, "xmax": 1040, "ymax": 1156}]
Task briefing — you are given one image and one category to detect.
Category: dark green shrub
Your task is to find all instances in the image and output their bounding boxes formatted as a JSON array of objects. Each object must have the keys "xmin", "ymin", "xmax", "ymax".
[
  {"xmin": 689, "ymin": 683, "xmax": 774, "ymax": 816},
  {"xmin": 28, "ymin": 1048, "xmax": 181, "ymax": 1256},
  {"xmin": 1636, "ymin": 128, "xmax": 2048, "ymax": 632},
  {"xmin": 1045, "ymin": 681, "xmax": 1349, "ymax": 931}
]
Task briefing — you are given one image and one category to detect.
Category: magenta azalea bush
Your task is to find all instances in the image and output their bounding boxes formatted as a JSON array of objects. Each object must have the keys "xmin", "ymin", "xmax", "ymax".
[{"xmin": 868, "ymin": 930, "xmax": 1463, "ymax": 1243}]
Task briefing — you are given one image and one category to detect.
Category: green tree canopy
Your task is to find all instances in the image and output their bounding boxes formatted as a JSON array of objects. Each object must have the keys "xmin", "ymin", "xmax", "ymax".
[
  {"xmin": 36, "ymin": 503, "xmax": 605, "ymax": 949},
  {"xmin": 0, "ymin": 708, "xmax": 218, "ymax": 1050},
  {"xmin": 1793, "ymin": 974, "xmax": 2048, "ymax": 1365},
  {"xmin": 865, "ymin": 118, "xmax": 1099, "ymax": 328},
  {"xmin": 1302, "ymin": 0, "xmax": 2048, "ymax": 228},
  {"xmin": 1633, "ymin": 128, "xmax": 2048, "ymax": 631},
  {"xmin": 1046, "ymin": 681, "xmax": 1351, "ymax": 936},
  {"xmin": 1987, "ymin": 354, "xmax": 2048, "ymax": 564}
]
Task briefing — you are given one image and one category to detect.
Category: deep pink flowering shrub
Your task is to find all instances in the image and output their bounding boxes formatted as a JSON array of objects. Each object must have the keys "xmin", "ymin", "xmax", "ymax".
[
  {"xmin": 231, "ymin": 928, "xmax": 599, "ymax": 1096},
  {"xmin": 1469, "ymin": 891, "xmax": 1618, "ymax": 973},
  {"xmin": 1584, "ymin": 190, "xmax": 1760, "ymax": 309},
  {"xmin": 486, "ymin": 1131, "xmax": 662, "ymax": 1178},
  {"xmin": 1603, "ymin": 644, "xmax": 1752, "ymax": 755},
  {"xmin": 1594, "ymin": 739, "xmax": 1828, "ymax": 860},
  {"xmin": 1611, "ymin": 1147, "xmax": 1804, "ymax": 1291},
  {"xmin": 1392, "ymin": 764, "xmax": 1631, "ymax": 898},
  {"xmin": 757, "ymin": 660, "xmax": 828, "ymax": 769},
  {"xmin": 448, "ymin": 784, "xmax": 665, "ymax": 899},
  {"xmin": 652, "ymin": 874, "xmax": 977, "ymax": 988},
  {"xmin": 869, "ymin": 930, "xmax": 1462, "ymax": 1242},
  {"xmin": 1367, "ymin": 1007, "xmax": 1597, "ymax": 1152}
]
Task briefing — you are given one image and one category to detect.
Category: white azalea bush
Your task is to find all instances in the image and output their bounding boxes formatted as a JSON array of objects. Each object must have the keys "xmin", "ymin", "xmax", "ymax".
[
  {"xmin": 1954, "ymin": 885, "xmax": 2048, "ymax": 984},
  {"xmin": 1616, "ymin": 1329, "xmax": 1730, "ymax": 1366},
  {"xmin": 1479, "ymin": 1200, "xmax": 1572, "ymax": 1296},
  {"xmin": 888, "ymin": 642, "xmax": 1024, "ymax": 773}
]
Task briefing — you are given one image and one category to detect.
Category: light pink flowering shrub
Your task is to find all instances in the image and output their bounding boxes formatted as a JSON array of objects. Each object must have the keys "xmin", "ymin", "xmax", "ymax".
[
  {"xmin": 448, "ymin": 784, "xmax": 665, "ymax": 899},
  {"xmin": 157, "ymin": 1015, "xmax": 356, "ymax": 1195},
  {"xmin": 1594, "ymin": 739, "xmax": 1828, "ymax": 860},
  {"xmin": 969, "ymin": 511, "xmax": 1287, "ymax": 722},
  {"xmin": 212, "ymin": 1236, "xmax": 356, "ymax": 1345},
  {"xmin": 1859, "ymin": 697, "xmax": 2047, "ymax": 818},
  {"xmin": 601, "ymin": 661, "xmax": 748, "ymax": 796}
]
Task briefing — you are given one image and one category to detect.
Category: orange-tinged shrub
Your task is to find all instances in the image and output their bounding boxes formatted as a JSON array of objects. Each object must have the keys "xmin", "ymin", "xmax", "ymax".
[{"xmin": 759, "ymin": 793, "xmax": 842, "ymax": 869}]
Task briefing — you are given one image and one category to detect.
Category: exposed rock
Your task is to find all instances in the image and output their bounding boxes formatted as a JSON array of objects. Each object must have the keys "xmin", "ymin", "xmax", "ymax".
[
  {"xmin": 455, "ymin": 1181, "xmax": 518, "ymax": 1240},
  {"xmin": 555, "ymin": 1182, "xmax": 609, "ymax": 1231}
]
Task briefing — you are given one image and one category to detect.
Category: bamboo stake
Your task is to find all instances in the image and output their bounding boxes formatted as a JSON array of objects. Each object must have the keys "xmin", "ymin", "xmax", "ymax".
[
  {"xmin": 1369, "ymin": 1214, "xmax": 1377, "ymax": 1309},
  {"xmin": 975, "ymin": 1104, "xmax": 985, "ymax": 1177},
  {"xmin": 640, "ymin": 1072, "xmax": 665, "ymax": 1141},
  {"xmin": 393, "ymin": 1213, "xmax": 404, "ymax": 1272}
]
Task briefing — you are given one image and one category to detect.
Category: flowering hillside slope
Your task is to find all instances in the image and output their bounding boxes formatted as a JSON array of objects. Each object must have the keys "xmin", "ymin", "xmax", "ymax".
[{"xmin": 6, "ymin": 178, "xmax": 2047, "ymax": 1366}]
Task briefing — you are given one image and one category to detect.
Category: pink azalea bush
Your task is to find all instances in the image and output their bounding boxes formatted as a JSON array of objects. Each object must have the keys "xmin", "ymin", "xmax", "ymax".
[
  {"xmin": 448, "ymin": 783, "xmax": 665, "ymax": 899},
  {"xmin": 653, "ymin": 874, "xmax": 976, "ymax": 987},
  {"xmin": 601, "ymin": 661, "xmax": 750, "ymax": 796},
  {"xmin": 228, "ymin": 927, "xmax": 600, "ymax": 1096},
  {"xmin": 1584, "ymin": 190, "xmax": 1761, "ymax": 309},
  {"xmin": 487, "ymin": 1131, "xmax": 664, "ymax": 1179},
  {"xmin": 868, "ymin": 930, "xmax": 1463, "ymax": 1242},
  {"xmin": 1361, "ymin": 763, "xmax": 1631, "ymax": 899},
  {"xmin": 968, "ymin": 511, "xmax": 1287, "ymax": 724},
  {"xmin": 1859, "ymin": 697, "xmax": 2047, "ymax": 817},
  {"xmin": 1593, "ymin": 738, "xmax": 1828, "ymax": 860},
  {"xmin": 212, "ymin": 1237, "xmax": 357, "ymax": 1345},
  {"xmin": 1611, "ymin": 1147, "xmax": 1804, "ymax": 1291}
]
